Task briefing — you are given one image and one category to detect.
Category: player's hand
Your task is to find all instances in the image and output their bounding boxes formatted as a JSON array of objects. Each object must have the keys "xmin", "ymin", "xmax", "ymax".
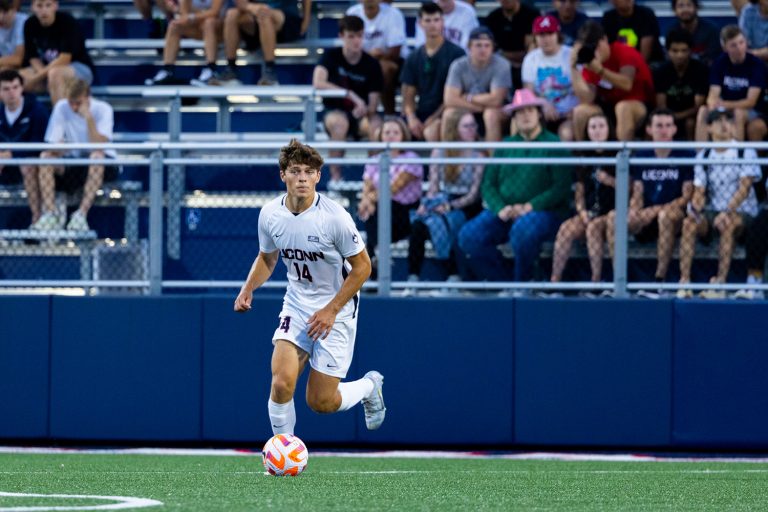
[
  {"xmin": 579, "ymin": 210, "xmax": 590, "ymax": 225},
  {"xmin": 76, "ymin": 98, "xmax": 91, "ymax": 118},
  {"xmin": 307, "ymin": 307, "xmax": 336, "ymax": 341},
  {"xmin": 407, "ymin": 115, "xmax": 424, "ymax": 139},
  {"xmin": 234, "ymin": 289, "xmax": 253, "ymax": 312}
]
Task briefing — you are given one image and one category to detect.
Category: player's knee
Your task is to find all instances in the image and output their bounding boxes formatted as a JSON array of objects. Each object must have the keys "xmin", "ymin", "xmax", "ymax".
[
  {"xmin": 306, "ymin": 393, "xmax": 337, "ymax": 414},
  {"xmin": 270, "ymin": 376, "xmax": 296, "ymax": 402}
]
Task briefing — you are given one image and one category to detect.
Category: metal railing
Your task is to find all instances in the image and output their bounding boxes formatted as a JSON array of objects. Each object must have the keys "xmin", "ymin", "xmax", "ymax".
[{"xmin": 1, "ymin": 140, "xmax": 767, "ymax": 297}]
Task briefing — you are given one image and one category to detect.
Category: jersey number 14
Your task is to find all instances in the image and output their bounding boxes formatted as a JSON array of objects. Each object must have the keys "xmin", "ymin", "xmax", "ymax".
[{"xmin": 293, "ymin": 262, "xmax": 313, "ymax": 283}]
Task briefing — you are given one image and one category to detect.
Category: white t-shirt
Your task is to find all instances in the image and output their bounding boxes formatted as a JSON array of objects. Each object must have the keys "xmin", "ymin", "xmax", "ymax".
[
  {"xmin": 4, "ymin": 98, "xmax": 22, "ymax": 126},
  {"xmin": 414, "ymin": 0, "xmax": 478, "ymax": 51},
  {"xmin": 521, "ymin": 45, "xmax": 578, "ymax": 115},
  {"xmin": 0, "ymin": 12, "xmax": 26, "ymax": 57},
  {"xmin": 694, "ymin": 145, "xmax": 761, "ymax": 217},
  {"xmin": 258, "ymin": 192, "xmax": 366, "ymax": 321},
  {"xmin": 45, "ymin": 97, "xmax": 115, "ymax": 157},
  {"xmin": 346, "ymin": 3, "xmax": 407, "ymax": 55}
]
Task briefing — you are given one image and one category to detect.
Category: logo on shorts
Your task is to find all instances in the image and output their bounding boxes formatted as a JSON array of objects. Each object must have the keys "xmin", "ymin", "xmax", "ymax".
[
  {"xmin": 326, "ymin": 363, "xmax": 338, "ymax": 368},
  {"xmin": 308, "ymin": 235, "xmax": 319, "ymax": 242}
]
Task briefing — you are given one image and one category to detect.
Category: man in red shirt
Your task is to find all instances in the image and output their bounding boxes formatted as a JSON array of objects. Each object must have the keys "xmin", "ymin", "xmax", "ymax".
[{"xmin": 571, "ymin": 20, "xmax": 654, "ymax": 141}]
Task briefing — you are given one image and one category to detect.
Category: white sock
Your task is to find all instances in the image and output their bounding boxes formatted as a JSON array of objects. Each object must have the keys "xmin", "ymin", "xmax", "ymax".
[
  {"xmin": 337, "ymin": 378, "xmax": 374, "ymax": 412},
  {"xmin": 268, "ymin": 398, "xmax": 296, "ymax": 435}
]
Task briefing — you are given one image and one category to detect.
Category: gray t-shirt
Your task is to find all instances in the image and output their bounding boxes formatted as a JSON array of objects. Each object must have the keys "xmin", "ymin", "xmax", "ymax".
[
  {"xmin": 0, "ymin": 12, "xmax": 26, "ymax": 57},
  {"xmin": 445, "ymin": 54, "xmax": 512, "ymax": 96}
]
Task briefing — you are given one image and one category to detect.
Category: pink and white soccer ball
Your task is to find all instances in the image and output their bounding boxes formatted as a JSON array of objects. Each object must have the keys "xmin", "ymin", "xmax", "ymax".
[{"xmin": 262, "ymin": 433, "xmax": 308, "ymax": 476}]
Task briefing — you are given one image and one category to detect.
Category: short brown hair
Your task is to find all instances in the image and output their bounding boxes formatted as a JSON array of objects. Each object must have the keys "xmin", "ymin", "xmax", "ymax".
[
  {"xmin": 720, "ymin": 24, "xmax": 743, "ymax": 46},
  {"xmin": 279, "ymin": 139, "xmax": 324, "ymax": 172},
  {"xmin": 66, "ymin": 78, "xmax": 90, "ymax": 100}
]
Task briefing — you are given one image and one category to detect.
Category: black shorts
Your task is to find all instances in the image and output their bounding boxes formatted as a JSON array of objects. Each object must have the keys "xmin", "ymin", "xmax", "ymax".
[
  {"xmin": 0, "ymin": 166, "xmax": 22, "ymax": 186},
  {"xmin": 54, "ymin": 165, "xmax": 119, "ymax": 194},
  {"xmin": 633, "ymin": 220, "xmax": 659, "ymax": 243},
  {"xmin": 242, "ymin": 13, "xmax": 302, "ymax": 51}
]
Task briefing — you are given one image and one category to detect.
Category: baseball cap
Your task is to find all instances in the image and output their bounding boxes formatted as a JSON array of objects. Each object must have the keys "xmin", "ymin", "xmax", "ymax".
[
  {"xmin": 468, "ymin": 26, "xmax": 494, "ymax": 43},
  {"xmin": 706, "ymin": 107, "xmax": 734, "ymax": 124},
  {"xmin": 533, "ymin": 15, "xmax": 560, "ymax": 34}
]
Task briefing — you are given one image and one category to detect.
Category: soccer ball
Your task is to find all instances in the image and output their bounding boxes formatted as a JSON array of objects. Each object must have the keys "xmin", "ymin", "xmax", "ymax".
[{"xmin": 262, "ymin": 433, "xmax": 308, "ymax": 476}]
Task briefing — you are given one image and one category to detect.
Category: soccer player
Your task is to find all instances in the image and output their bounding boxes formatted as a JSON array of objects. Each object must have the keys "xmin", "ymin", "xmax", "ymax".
[{"xmin": 234, "ymin": 139, "xmax": 386, "ymax": 435}]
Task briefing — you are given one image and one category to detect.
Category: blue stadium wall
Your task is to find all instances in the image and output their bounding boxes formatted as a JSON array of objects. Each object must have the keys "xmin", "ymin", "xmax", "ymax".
[{"xmin": 1, "ymin": 295, "xmax": 766, "ymax": 449}]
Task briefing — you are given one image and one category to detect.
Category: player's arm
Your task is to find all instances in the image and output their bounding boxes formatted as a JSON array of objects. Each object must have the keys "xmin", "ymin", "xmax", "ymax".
[
  {"xmin": 306, "ymin": 249, "xmax": 372, "ymax": 340},
  {"xmin": 234, "ymin": 250, "xmax": 279, "ymax": 312}
]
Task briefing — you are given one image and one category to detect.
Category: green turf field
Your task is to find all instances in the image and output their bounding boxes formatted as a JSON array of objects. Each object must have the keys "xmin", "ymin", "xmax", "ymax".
[{"xmin": 0, "ymin": 452, "xmax": 767, "ymax": 511}]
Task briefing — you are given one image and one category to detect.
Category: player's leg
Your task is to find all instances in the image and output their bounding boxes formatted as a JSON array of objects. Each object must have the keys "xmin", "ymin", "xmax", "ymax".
[
  {"xmin": 678, "ymin": 214, "xmax": 706, "ymax": 284},
  {"xmin": 550, "ymin": 214, "xmax": 587, "ymax": 282},
  {"xmin": 655, "ymin": 204, "xmax": 684, "ymax": 281},
  {"xmin": 269, "ymin": 339, "xmax": 308, "ymax": 435},
  {"xmin": 20, "ymin": 165, "xmax": 41, "ymax": 225},
  {"xmin": 614, "ymin": 100, "xmax": 646, "ymax": 142},
  {"xmin": 586, "ymin": 214, "xmax": 608, "ymax": 282},
  {"xmin": 713, "ymin": 211, "xmax": 744, "ymax": 283}
]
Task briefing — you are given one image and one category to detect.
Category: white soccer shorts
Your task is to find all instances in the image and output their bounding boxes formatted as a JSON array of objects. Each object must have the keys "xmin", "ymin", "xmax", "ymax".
[{"xmin": 272, "ymin": 308, "xmax": 358, "ymax": 378}]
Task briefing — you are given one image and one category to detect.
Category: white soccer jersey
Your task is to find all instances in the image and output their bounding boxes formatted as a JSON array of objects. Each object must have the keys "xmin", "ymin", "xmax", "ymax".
[
  {"xmin": 346, "ymin": 3, "xmax": 407, "ymax": 53},
  {"xmin": 258, "ymin": 193, "xmax": 366, "ymax": 321},
  {"xmin": 414, "ymin": 0, "xmax": 478, "ymax": 51},
  {"xmin": 694, "ymin": 145, "xmax": 762, "ymax": 217}
]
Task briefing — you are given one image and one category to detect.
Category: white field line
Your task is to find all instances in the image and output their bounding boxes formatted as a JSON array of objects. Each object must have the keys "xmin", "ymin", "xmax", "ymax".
[
  {"xmin": 1, "ymin": 446, "xmax": 768, "ymax": 464},
  {"xmin": 0, "ymin": 492, "xmax": 162, "ymax": 511}
]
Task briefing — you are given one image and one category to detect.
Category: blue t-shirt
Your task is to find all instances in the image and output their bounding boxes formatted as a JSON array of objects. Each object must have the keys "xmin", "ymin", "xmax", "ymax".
[
  {"xmin": 631, "ymin": 149, "xmax": 695, "ymax": 206},
  {"xmin": 709, "ymin": 52, "xmax": 767, "ymax": 102}
]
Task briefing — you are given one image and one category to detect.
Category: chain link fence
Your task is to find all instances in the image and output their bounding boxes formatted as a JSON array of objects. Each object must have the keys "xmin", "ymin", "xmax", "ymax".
[{"xmin": 0, "ymin": 141, "xmax": 767, "ymax": 299}]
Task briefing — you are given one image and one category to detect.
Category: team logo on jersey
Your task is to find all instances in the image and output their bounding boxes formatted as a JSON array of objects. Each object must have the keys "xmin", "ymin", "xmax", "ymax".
[
  {"xmin": 352, "ymin": 234, "xmax": 359, "ymax": 243},
  {"xmin": 308, "ymin": 235, "xmax": 319, "ymax": 242}
]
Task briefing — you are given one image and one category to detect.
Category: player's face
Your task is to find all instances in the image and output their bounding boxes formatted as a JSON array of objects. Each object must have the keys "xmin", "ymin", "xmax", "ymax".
[
  {"xmin": 646, "ymin": 114, "xmax": 677, "ymax": 142},
  {"xmin": 667, "ymin": 42, "xmax": 690, "ymax": 67},
  {"xmin": 724, "ymin": 34, "xmax": 747, "ymax": 63},
  {"xmin": 281, "ymin": 163, "xmax": 321, "ymax": 199},
  {"xmin": 32, "ymin": 0, "xmax": 57, "ymax": 26},
  {"xmin": 709, "ymin": 117, "xmax": 734, "ymax": 141},
  {"xmin": 0, "ymin": 78, "xmax": 23, "ymax": 109},
  {"xmin": 419, "ymin": 12, "xmax": 444, "ymax": 38},
  {"xmin": 595, "ymin": 38, "xmax": 611, "ymax": 63},
  {"xmin": 457, "ymin": 113, "xmax": 478, "ymax": 141},
  {"xmin": 674, "ymin": 0, "xmax": 696, "ymax": 22},
  {"xmin": 535, "ymin": 32, "xmax": 559, "ymax": 54},
  {"xmin": 586, "ymin": 116, "xmax": 609, "ymax": 142},
  {"xmin": 340, "ymin": 30, "xmax": 364, "ymax": 54}
]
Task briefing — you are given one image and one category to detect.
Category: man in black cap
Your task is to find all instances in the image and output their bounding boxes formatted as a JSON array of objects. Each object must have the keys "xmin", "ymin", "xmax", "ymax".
[{"xmin": 443, "ymin": 26, "xmax": 512, "ymax": 141}]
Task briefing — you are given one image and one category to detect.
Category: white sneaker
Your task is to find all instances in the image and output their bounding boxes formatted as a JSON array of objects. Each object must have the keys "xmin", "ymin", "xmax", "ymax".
[
  {"xmin": 145, "ymin": 69, "xmax": 174, "ymax": 86},
  {"xmin": 190, "ymin": 67, "xmax": 214, "ymax": 86},
  {"xmin": 733, "ymin": 289, "xmax": 765, "ymax": 300},
  {"xmin": 31, "ymin": 212, "xmax": 62, "ymax": 231},
  {"xmin": 66, "ymin": 210, "xmax": 90, "ymax": 231},
  {"xmin": 362, "ymin": 371, "xmax": 385, "ymax": 430}
]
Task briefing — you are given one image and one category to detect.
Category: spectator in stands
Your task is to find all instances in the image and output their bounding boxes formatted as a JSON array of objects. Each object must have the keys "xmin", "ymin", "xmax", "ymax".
[
  {"xmin": 0, "ymin": 70, "xmax": 48, "ymax": 225},
  {"xmin": 678, "ymin": 108, "xmax": 761, "ymax": 298},
  {"xmin": 407, "ymin": 109, "xmax": 483, "ymax": 284},
  {"xmin": 144, "ymin": 0, "xmax": 227, "ymax": 86},
  {"xmin": 414, "ymin": 0, "xmax": 478, "ymax": 51},
  {"xmin": 695, "ymin": 25, "xmax": 768, "ymax": 143},
  {"xmin": 732, "ymin": 0, "xmax": 749, "ymax": 17},
  {"xmin": 602, "ymin": 0, "xmax": 664, "ymax": 65},
  {"xmin": 20, "ymin": 0, "xmax": 96, "ymax": 104},
  {"xmin": 740, "ymin": 0, "xmax": 768, "ymax": 63},
  {"xmin": 133, "ymin": 0, "xmax": 178, "ymax": 38},
  {"xmin": 457, "ymin": 88, "xmax": 571, "ymax": 285},
  {"xmin": 522, "ymin": 14, "xmax": 577, "ymax": 141},
  {"xmin": 443, "ymin": 26, "xmax": 511, "ymax": 142},
  {"xmin": 357, "ymin": 117, "xmax": 423, "ymax": 278},
  {"xmin": 312, "ymin": 15, "xmax": 382, "ymax": 182},
  {"xmin": 547, "ymin": 0, "xmax": 587, "ymax": 46},
  {"xmin": 654, "ymin": 28, "xmax": 708, "ymax": 140},
  {"xmin": 346, "ymin": 0, "xmax": 406, "ymax": 114},
  {"xmin": 0, "ymin": 0, "xmax": 26, "ymax": 70},
  {"xmin": 215, "ymin": 0, "xmax": 310, "ymax": 86},
  {"xmin": 606, "ymin": 108, "xmax": 694, "ymax": 291},
  {"xmin": 736, "ymin": 180, "xmax": 768, "ymax": 299},
  {"xmin": 484, "ymin": 0, "xmax": 540, "ymax": 90},
  {"xmin": 30, "ymin": 79, "xmax": 116, "ymax": 232},
  {"xmin": 668, "ymin": 0, "xmax": 721, "ymax": 65},
  {"xmin": 401, "ymin": 2, "xmax": 465, "ymax": 141},
  {"xmin": 571, "ymin": 21, "xmax": 654, "ymax": 142},
  {"xmin": 550, "ymin": 112, "xmax": 615, "ymax": 286}
]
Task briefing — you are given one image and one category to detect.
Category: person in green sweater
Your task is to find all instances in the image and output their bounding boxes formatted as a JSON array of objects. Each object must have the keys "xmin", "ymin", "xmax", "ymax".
[{"xmin": 457, "ymin": 88, "xmax": 572, "ymax": 282}]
